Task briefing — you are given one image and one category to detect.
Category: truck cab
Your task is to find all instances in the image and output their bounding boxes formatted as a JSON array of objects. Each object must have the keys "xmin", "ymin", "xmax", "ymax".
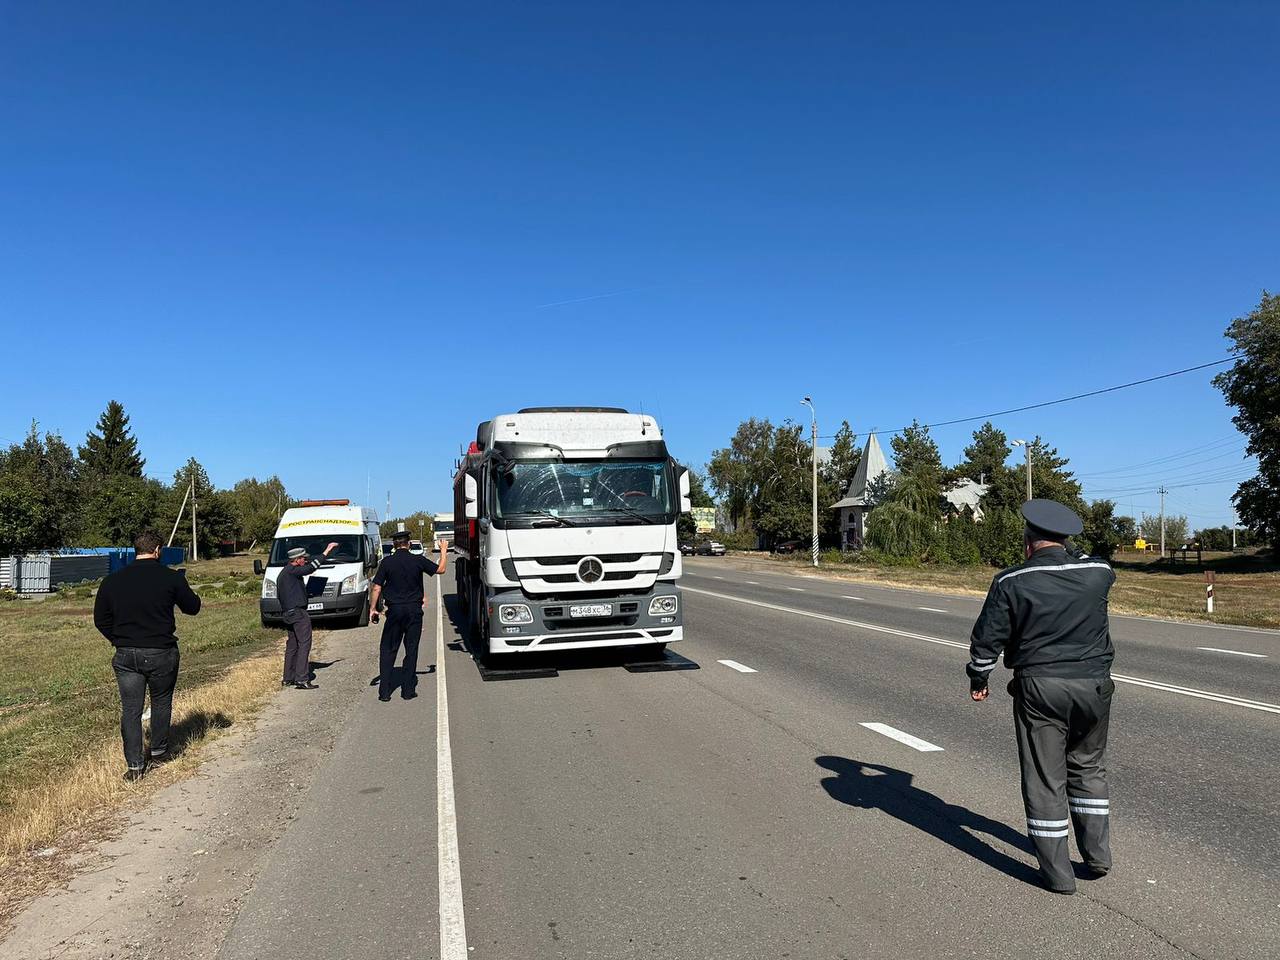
[{"xmin": 452, "ymin": 408, "xmax": 692, "ymax": 661}]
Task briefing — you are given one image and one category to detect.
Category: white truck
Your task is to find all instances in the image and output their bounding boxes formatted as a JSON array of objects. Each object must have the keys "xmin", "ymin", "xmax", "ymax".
[
  {"xmin": 432, "ymin": 512, "xmax": 455, "ymax": 546},
  {"xmin": 256, "ymin": 500, "xmax": 381, "ymax": 628},
  {"xmin": 452, "ymin": 408, "xmax": 691, "ymax": 662}
]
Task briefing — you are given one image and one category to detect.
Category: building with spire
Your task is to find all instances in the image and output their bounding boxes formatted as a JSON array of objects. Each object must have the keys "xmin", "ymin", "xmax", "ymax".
[{"xmin": 830, "ymin": 432, "xmax": 891, "ymax": 549}]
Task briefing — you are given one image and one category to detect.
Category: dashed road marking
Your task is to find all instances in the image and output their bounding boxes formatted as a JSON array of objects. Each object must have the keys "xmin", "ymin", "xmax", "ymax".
[
  {"xmin": 787, "ymin": 587, "xmax": 806, "ymax": 592},
  {"xmin": 842, "ymin": 595, "xmax": 863, "ymax": 601},
  {"xmin": 718, "ymin": 659, "xmax": 758, "ymax": 673},
  {"xmin": 860, "ymin": 722, "xmax": 944, "ymax": 752},
  {"xmin": 684, "ymin": 586, "xmax": 1280, "ymax": 716},
  {"xmin": 917, "ymin": 606, "xmax": 947, "ymax": 613},
  {"xmin": 1196, "ymin": 647, "xmax": 1268, "ymax": 659},
  {"xmin": 744, "ymin": 580, "xmax": 759, "ymax": 585}
]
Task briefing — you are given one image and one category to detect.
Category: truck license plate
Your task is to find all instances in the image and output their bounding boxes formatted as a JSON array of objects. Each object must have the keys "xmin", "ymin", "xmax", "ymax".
[
  {"xmin": 307, "ymin": 602, "xmax": 323, "ymax": 611},
  {"xmin": 570, "ymin": 603, "xmax": 612, "ymax": 618}
]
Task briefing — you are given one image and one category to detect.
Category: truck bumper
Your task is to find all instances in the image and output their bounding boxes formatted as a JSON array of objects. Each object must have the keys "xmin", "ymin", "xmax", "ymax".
[{"xmin": 484, "ymin": 584, "xmax": 683, "ymax": 654}]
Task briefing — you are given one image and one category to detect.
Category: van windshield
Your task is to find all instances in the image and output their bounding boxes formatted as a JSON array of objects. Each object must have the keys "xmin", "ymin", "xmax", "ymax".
[{"xmin": 268, "ymin": 535, "xmax": 365, "ymax": 567}]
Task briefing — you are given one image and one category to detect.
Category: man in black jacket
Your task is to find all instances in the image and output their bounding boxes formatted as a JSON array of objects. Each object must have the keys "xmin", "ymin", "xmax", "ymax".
[
  {"xmin": 967, "ymin": 499, "xmax": 1117, "ymax": 894},
  {"xmin": 276, "ymin": 540, "xmax": 340, "ymax": 690},
  {"xmin": 94, "ymin": 530, "xmax": 201, "ymax": 781}
]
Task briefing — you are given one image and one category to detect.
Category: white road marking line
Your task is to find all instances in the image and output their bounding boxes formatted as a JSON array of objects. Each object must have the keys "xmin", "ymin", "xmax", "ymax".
[
  {"xmin": 712, "ymin": 575, "xmax": 725, "ymax": 580},
  {"xmin": 744, "ymin": 580, "xmax": 759, "ymax": 585},
  {"xmin": 842, "ymin": 596, "xmax": 863, "ymax": 601},
  {"xmin": 718, "ymin": 659, "xmax": 758, "ymax": 673},
  {"xmin": 1196, "ymin": 647, "xmax": 1268, "ymax": 658},
  {"xmin": 917, "ymin": 606, "xmax": 947, "ymax": 613},
  {"xmin": 684, "ymin": 586, "xmax": 1280, "ymax": 716},
  {"xmin": 860, "ymin": 722, "xmax": 944, "ymax": 752},
  {"xmin": 787, "ymin": 587, "xmax": 806, "ymax": 592},
  {"xmin": 435, "ymin": 576, "xmax": 468, "ymax": 958}
]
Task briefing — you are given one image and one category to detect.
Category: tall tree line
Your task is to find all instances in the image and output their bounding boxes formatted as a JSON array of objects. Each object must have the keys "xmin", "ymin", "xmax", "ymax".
[{"xmin": 0, "ymin": 401, "xmax": 293, "ymax": 556}]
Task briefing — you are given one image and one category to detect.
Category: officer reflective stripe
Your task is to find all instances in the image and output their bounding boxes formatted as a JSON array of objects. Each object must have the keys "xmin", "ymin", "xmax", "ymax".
[
  {"xmin": 1068, "ymin": 796, "xmax": 1109, "ymax": 806},
  {"xmin": 970, "ymin": 656, "xmax": 997, "ymax": 665},
  {"xmin": 1028, "ymin": 827, "xmax": 1070, "ymax": 838},
  {"xmin": 997, "ymin": 562, "xmax": 1113, "ymax": 584},
  {"xmin": 1070, "ymin": 797, "xmax": 1110, "ymax": 815},
  {"xmin": 1028, "ymin": 818, "xmax": 1069, "ymax": 828}
]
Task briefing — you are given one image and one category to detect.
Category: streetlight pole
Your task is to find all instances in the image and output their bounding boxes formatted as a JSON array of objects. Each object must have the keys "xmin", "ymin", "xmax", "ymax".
[
  {"xmin": 1012, "ymin": 439, "xmax": 1032, "ymax": 502},
  {"xmin": 801, "ymin": 397, "xmax": 818, "ymax": 567}
]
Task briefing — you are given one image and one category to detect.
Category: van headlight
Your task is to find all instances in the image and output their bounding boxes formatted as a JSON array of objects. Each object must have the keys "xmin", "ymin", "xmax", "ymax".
[
  {"xmin": 649, "ymin": 595, "xmax": 678, "ymax": 616},
  {"xmin": 498, "ymin": 603, "xmax": 533, "ymax": 624},
  {"xmin": 262, "ymin": 578, "xmax": 276, "ymax": 599},
  {"xmin": 340, "ymin": 573, "xmax": 361, "ymax": 594}
]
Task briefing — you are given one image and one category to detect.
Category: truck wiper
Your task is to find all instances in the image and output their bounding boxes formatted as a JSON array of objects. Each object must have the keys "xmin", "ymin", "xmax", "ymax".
[
  {"xmin": 597, "ymin": 505, "xmax": 657, "ymax": 525},
  {"xmin": 515, "ymin": 509, "xmax": 576, "ymax": 527}
]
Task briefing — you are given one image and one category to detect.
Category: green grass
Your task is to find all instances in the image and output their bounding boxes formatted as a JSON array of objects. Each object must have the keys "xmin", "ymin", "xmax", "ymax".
[{"xmin": 0, "ymin": 591, "xmax": 277, "ymax": 823}]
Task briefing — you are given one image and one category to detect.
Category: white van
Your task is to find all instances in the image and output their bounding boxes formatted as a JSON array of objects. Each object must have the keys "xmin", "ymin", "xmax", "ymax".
[{"xmin": 257, "ymin": 500, "xmax": 381, "ymax": 628}]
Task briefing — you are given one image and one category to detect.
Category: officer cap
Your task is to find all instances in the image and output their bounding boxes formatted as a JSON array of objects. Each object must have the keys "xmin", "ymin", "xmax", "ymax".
[
  {"xmin": 287, "ymin": 546, "xmax": 309, "ymax": 560},
  {"xmin": 1021, "ymin": 499, "xmax": 1083, "ymax": 539},
  {"xmin": 391, "ymin": 530, "xmax": 411, "ymax": 543}
]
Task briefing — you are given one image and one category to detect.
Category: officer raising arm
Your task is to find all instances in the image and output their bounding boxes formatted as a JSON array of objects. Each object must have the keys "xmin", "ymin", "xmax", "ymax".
[
  {"xmin": 368, "ymin": 530, "xmax": 448, "ymax": 702},
  {"xmin": 968, "ymin": 499, "xmax": 1117, "ymax": 896}
]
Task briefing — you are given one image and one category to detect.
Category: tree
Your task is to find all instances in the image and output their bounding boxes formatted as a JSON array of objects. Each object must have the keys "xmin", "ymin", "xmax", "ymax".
[
  {"xmin": 983, "ymin": 435, "xmax": 1083, "ymax": 515},
  {"xmin": 708, "ymin": 418, "xmax": 774, "ymax": 533},
  {"xmin": 1079, "ymin": 500, "xmax": 1123, "ymax": 560},
  {"xmin": 890, "ymin": 420, "xmax": 943, "ymax": 486},
  {"xmin": 0, "ymin": 423, "xmax": 80, "ymax": 552},
  {"xmin": 1115, "ymin": 515, "xmax": 1138, "ymax": 544},
  {"xmin": 753, "ymin": 422, "xmax": 813, "ymax": 544},
  {"xmin": 1213, "ymin": 291, "xmax": 1280, "ymax": 550},
  {"xmin": 675, "ymin": 463, "xmax": 714, "ymax": 539},
  {"xmin": 381, "ymin": 511, "xmax": 434, "ymax": 541},
  {"xmin": 1139, "ymin": 513, "xmax": 1189, "ymax": 546},
  {"xmin": 165, "ymin": 458, "xmax": 236, "ymax": 558},
  {"xmin": 227, "ymin": 476, "xmax": 291, "ymax": 547},
  {"xmin": 78, "ymin": 400, "xmax": 144, "ymax": 478},
  {"xmin": 956, "ymin": 422, "xmax": 1011, "ymax": 484},
  {"xmin": 80, "ymin": 475, "xmax": 164, "ymax": 546},
  {"xmin": 822, "ymin": 421, "xmax": 861, "ymax": 494}
]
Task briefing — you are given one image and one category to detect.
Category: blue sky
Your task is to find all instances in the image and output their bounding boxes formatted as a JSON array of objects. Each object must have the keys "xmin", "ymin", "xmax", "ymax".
[{"xmin": 2, "ymin": 2, "xmax": 1275, "ymax": 528}]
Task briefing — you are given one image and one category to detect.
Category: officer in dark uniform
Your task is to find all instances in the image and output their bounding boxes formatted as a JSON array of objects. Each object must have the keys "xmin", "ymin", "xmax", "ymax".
[
  {"xmin": 369, "ymin": 530, "xmax": 448, "ymax": 701},
  {"xmin": 967, "ymin": 499, "xmax": 1116, "ymax": 894}
]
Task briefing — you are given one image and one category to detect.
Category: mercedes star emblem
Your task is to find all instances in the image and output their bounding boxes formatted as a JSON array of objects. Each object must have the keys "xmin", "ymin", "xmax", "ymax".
[{"xmin": 577, "ymin": 556, "xmax": 604, "ymax": 584}]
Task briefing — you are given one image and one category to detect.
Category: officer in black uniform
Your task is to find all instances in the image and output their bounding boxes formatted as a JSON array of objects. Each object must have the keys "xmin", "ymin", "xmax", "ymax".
[
  {"xmin": 967, "ymin": 499, "xmax": 1116, "ymax": 894},
  {"xmin": 369, "ymin": 530, "xmax": 448, "ymax": 701}
]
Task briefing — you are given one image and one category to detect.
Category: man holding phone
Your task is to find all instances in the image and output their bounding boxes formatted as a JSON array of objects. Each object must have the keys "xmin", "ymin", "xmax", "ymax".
[{"xmin": 369, "ymin": 529, "xmax": 448, "ymax": 701}]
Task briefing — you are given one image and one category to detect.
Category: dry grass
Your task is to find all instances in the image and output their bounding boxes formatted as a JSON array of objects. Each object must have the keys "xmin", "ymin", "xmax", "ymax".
[
  {"xmin": 731, "ymin": 550, "xmax": 1280, "ymax": 629},
  {"xmin": 0, "ymin": 589, "xmax": 283, "ymax": 928}
]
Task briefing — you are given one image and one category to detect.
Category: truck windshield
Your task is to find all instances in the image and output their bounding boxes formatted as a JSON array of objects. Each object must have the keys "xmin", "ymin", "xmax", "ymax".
[
  {"xmin": 494, "ymin": 460, "xmax": 673, "ymax": 524},
  {"xmin": 267, "ymin": 535, "xmax": 364, "ymax": 567},
  {"xmin": 434, "ymin": 519, "xmax": 455, "ymax": 534}
]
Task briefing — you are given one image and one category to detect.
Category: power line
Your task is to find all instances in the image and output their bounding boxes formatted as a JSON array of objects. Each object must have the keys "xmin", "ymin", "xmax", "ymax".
[
  {"xmin": 1075, "ymin": 436, "xmax": 1242, "ymax": 478},
  {"xmin": 818, "ymin": 358, "xmax": 1233, "ymax": 440}
]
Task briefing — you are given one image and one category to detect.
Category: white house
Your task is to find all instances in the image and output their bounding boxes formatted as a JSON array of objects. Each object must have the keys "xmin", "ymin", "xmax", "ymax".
[
  {"xmin": 943, "ymin": 478, "xmax": 990, "ymax": 519},
  {"xmin": 830, "ymin": 433, "xmax": 891, "ymax": 549}
]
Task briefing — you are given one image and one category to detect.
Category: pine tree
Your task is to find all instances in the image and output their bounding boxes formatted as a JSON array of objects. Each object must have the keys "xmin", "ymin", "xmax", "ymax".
[
  {"xmin": 890, "ymin": 420, "xmax": 943, "ymax": 485},
  {"xmin": 79, "ymin": 400, "xmax": 144, "ymax": 478},
  {"xmin": 957, "ymin": 422, "xmax": 1011, "ymax": 484}
]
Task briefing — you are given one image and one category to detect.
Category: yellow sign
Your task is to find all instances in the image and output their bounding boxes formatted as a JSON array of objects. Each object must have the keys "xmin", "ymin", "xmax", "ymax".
[
  {"xmin": 281, "ymin": 518, "xmax": 361, "ymax": 529},
  {"xmin": 691, "ymin": 506, "xmax": 716, "ymax": 534},
  {"xmin": 1134, "ymin": 538, "xmax": 1147, "ymax": 551}
]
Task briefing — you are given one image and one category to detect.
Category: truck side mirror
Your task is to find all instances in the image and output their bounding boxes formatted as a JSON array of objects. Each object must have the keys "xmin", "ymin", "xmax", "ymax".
[
  {"xmin": 679, "ymin": 469, "xmax": 692, "ymax": 514},
  {"xmin": 253, "ymin": 559, "xmax": 264, "ymax": 576},
  {"xmin": 464, "ymin": 474, "xmax": 479, "ymax": 520}
]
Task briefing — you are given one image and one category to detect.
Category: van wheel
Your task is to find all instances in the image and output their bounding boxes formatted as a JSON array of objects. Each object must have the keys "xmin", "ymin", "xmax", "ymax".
[{"xmin": 355, "ymin": 595, "xmax": 370, "ymax": 628}]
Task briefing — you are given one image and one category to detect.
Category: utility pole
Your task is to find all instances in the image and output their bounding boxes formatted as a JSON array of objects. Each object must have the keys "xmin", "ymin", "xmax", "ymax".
[
  {"xmin": 190, "ymin": 478, "xmax": 199, "ymax": 563},
  {"xmin": 801, "ymin": 397, "xmax": 818, "ymax": 567},
  {"xmin": 386, "ymin": 490, "xmax": 391, "ymax": 524},
  {"xmin": 1012, "ymin": 440, "xmax": 1033, "ymax": 502},
  {"xmin": 1158, "ymin": 485, "xmax": 1168, "ymax": 558}
]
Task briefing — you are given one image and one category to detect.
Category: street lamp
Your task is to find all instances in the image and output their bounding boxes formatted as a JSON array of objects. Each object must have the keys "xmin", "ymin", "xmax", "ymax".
[
  {"xmin": 1012, "ymin": 439, "xmax": 1032, "ymax": 502},
  {"xmin": 801, "ymin": 397, "xmax": 818, "ymax": 567}
]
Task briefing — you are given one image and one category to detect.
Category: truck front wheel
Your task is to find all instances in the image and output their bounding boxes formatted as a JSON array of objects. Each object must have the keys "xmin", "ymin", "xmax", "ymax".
[{"xmin": 355, "ymin": 594, "xmax": 370, "ymax": 628}]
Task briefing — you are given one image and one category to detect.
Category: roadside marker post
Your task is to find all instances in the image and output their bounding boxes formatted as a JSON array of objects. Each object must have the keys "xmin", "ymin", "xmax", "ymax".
[{"xmin": 1205, "ymin": 570, "xmax": 1215, "ymax": 614}]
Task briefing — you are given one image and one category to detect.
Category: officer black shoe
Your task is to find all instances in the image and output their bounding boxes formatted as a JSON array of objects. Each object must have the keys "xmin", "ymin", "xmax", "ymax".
[
  {"xmin": 123, "ymin": 767, "xmax": 146, "ymax": 783},
  {"xmin": 1084, "ymin": 864, "xmax": 1110, "ymax": 879},
  {"xmin": 378, "ymin": 694, "xmax": 392, "ymax": 702},
  {"xmin": 294, "ymin": 681, "xmax": 319, "ymax": 690}
]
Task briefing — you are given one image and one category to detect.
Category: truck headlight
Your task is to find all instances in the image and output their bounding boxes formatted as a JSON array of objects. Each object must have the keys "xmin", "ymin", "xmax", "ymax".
[
  {"xmin": 340, "ymin": 574, "xmax": 361, "ymax": 594},
  {"xmin": 649, "ymin": 595, "xmax": 678, "ymax": 616},
  {"xmin": 498, "ymin": 603, "xmax": 533, "ymax": 624},
  {"xmin": 262, "ymin": 577, "xmax": 276, "ymax": 599}
]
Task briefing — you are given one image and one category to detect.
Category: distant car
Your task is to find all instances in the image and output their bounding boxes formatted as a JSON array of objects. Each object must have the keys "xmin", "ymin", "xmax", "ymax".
[
  {"xmin": 696, "ymin": 539, "xmax": 726, "ymax": 557},
  {"xmin": 409, "ymin": 540, "xmax": 424, "ymax": 555},
  {"xmin": 774, "ymin": 539, "xmax": 803, "ymax": 554},
  {"xmin": 679, "ymin": 541, "xmax": 696, "ymax": 556}
]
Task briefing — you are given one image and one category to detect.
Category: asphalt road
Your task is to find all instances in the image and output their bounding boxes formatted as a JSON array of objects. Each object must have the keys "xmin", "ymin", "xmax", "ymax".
[{"xmin": 216, "ymin": 559, "xmax": 1279, "ymax": 960}]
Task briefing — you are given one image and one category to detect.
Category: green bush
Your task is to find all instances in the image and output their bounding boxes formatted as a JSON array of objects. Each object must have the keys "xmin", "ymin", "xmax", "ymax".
[{"xmin": 716, "ymin": 529, "xmax": 759, "ymax": 551}]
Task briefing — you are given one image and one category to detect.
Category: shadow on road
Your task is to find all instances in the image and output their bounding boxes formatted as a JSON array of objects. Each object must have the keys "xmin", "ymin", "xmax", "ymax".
[
  {"xmin": 816, "ymin": 756, "xmax": 1041, "ymax": 887},
  {"xmin": 166, "ymin": 709, "xmax": 234, "ymax": 758},
  {"xmin": 369, "ymin": 665, "xmax": 437, "ymax": 698}
]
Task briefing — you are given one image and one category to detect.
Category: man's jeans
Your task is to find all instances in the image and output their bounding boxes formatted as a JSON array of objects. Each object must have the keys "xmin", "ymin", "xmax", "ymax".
[{"xmin": 112, "ymin": 646, "xmax": 180, "ymax": 770}]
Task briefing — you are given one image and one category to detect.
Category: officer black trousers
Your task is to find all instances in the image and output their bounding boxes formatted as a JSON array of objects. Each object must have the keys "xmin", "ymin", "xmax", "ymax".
[
  {"xmin": 282, "ymin": 610, "xmax": 313, "ymax": 686},
  {"xmin": 380, "ymin": 604, "xmax": 424, "ymax": 699},
  {"xmin": 1011, "ymin": 674, "xmax": 1114, "ymax": 891}
]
